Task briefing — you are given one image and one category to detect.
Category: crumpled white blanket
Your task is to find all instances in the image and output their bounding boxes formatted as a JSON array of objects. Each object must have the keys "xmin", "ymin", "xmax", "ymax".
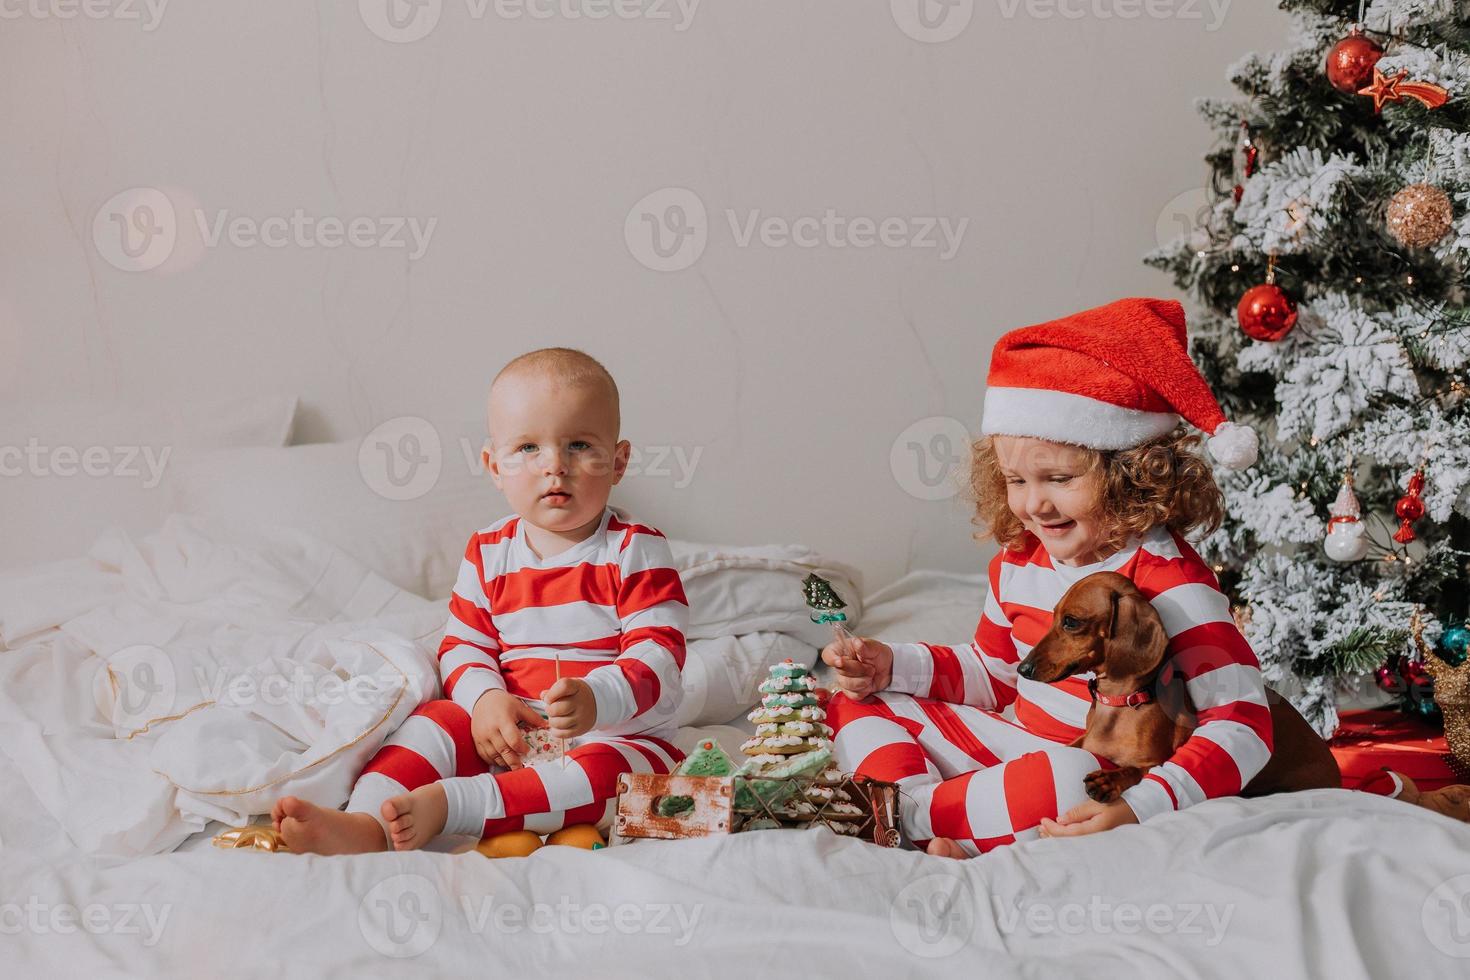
[{"xmin": 0, "ymin": 517, "xmax": 859, "ymax": 857}]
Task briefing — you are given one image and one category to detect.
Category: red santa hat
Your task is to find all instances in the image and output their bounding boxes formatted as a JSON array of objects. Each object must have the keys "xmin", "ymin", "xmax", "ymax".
[{"xmin": 980, "ymin": 297, "xmax": 1258, "ymax": 469}]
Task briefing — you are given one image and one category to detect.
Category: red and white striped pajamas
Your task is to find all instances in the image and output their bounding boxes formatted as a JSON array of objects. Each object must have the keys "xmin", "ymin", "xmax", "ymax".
[
  {"xmin": 830, "ymin": 525, "xmax": 1274, "ymax": 855},
  {"xmin": 347, "ymin": 508, "xmax": 689, "ymax": 839}
]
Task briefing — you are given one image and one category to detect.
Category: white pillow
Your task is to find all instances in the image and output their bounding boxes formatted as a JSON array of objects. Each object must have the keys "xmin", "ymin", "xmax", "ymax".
[
  {"xmin": 0, "ymin": 393, "xmax": 297, "ymax": 570},
  {"xmin": 171, "ymin": 440, "xmax": 490, "ymax": 600}
]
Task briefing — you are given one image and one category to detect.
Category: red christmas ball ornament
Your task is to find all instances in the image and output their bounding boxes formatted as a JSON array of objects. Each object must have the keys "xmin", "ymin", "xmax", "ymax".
[
  {"xmin": 1374, "ymin": 660, "xmax": 1406, "ymax": 695},
  {"xmin": 1394, "ymin": 494, "xmax": 1425, "ymax": 522},
  {"xmin": 1400, "ymin": 655, "xmax": 1437, "ymax": 714},
  {"xmin": 1392, "ymin": 467, "xmax": 1427, "ymax": 544},
  {"xmin": 1401, "ymin": 657, "xmax": 1432, "ymax": 688},
  {"xmin": 1326, "ymin": 28, "xmax": 1384, "ymax": 95},
  {"xmin": 1237, "ymin": 282, "xmax": 1298, "ymax": 342}
]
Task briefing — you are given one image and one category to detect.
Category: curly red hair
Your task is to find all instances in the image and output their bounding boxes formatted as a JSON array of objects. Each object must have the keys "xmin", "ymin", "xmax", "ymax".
[{"xmin": 969, "ymin": 426, "xmax": 1225, "ymax": 554}]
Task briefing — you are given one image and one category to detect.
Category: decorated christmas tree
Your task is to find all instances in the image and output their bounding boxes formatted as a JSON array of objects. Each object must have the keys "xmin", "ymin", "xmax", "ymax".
[{"xmin": 1147, "ymin": 0, "xmax": 1470, "ymax": 735}]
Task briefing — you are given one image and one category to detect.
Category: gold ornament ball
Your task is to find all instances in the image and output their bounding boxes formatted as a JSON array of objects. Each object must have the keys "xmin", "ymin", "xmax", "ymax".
[{"xmin": 1386, "ymin": 183, "xmax": 1454, "ymax": 249}]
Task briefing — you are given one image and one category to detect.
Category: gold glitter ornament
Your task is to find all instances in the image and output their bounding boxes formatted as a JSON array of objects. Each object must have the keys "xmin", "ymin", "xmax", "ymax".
[
  {"xmin": 1386, "ymin": 183, "xmax": 1454, "ymax": 249},
  {"xmin": 1423, "ymin": 616, "xmax": 1470, "ymax": 779}
]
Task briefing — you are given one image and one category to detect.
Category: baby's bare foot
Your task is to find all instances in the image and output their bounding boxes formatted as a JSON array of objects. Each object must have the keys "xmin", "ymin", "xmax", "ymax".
[
  {"xmin": 925, "ymin": 837, "xmax": 970, "ymax": 860},
  {"xmin": 382, "ymin": 783, "xmax": 450, "ymax": 851},
  {"xmin": 275, "ymin": 796, "xmax": 388, "ymax": 855}
]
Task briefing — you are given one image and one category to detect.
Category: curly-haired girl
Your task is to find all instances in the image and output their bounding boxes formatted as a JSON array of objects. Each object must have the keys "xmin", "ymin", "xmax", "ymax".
[{"xmin": 822, "ymin": 297, "xmax": 1272, "ymax": 857}]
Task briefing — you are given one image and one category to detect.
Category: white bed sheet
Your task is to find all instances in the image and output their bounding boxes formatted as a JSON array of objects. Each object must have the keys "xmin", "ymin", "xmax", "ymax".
[{"xmin": 4, "ymin": 549, "xmax": 1470, "ymax": 977}]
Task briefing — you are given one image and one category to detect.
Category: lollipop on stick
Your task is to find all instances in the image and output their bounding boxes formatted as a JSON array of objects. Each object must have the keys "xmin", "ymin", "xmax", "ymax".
[{"xmin": 802, "ymin": 573, "xmax": 857, "ymax": 660}]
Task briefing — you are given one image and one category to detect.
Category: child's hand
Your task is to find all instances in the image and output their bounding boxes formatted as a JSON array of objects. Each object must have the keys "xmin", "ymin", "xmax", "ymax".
[
  {"xmin": 470, "ymin": 689, "xmax": 547, "ymax": 769},
  {"xmin": 820, "ymin": 636, "xmax": 893, "ymax": 700},
  {"xmin": 543, "ymin": 677, "xmax": 597, "ymax": 739},
  {"xmin": 1037, "ymin": 799, "xmax": 1139, "ymax": 839}
]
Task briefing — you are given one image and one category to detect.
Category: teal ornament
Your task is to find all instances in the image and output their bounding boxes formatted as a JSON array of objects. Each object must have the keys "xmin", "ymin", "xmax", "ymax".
[
  {"xmin": 1435, "ymin": 625, "xmax": 1469, "ymax": 668},
  {"xmin": 1412, "ymin": 697, "xmax": 1442, "ymax": 719}
]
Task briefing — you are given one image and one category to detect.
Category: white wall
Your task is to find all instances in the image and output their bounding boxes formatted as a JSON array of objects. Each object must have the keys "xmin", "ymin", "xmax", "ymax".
[{"xmin": 0, "ymin": 0, "xmax": 1287, "ymax": 589}]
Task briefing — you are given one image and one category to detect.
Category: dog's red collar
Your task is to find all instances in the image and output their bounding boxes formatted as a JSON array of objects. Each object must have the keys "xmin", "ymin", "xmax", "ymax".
[{"xmin": 1087, "ymin": 676, "xmax": 1154, "ymax": 708}]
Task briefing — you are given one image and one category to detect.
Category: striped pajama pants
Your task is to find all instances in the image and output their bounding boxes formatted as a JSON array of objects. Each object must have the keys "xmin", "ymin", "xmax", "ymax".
[
  {"xmin": 828, "ymin": 691, "xmax": 1104, "ymax": 856},
  {"xmin": 346, "ymin": 699, "xmax": 682, "ymax": 839}
]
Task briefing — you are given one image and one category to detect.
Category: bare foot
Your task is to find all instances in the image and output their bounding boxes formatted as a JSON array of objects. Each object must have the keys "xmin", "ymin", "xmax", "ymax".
[
  {"xmin": 1394, "ymin": 773, "xmax": 1470, "ymax": 822},
  {"xmin": 382, "ymin": 783, "xmax": 449, "ymax": 851},
  {"xmin": 274, "ymin": 796, "xmax": 388, "ymax": 855},
  {"xmin": 925, "ymin": 837, "xmax": 970, "ymax": 860}
]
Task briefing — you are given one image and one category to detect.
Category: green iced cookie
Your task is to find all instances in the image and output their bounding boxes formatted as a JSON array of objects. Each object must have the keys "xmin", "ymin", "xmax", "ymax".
[
  {"xmin": 657, "ymin": 739, "xmax": 735, "ymax": 817},
  {"xmin": 733, "ymin": 746, "xmax": 834, "ymax": 810}
]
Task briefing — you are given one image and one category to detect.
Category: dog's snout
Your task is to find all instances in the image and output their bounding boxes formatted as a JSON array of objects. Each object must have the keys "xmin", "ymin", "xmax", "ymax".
[{"xmin": 1017, "ymin": 659, "xmax": 1036, "ymax": 681}]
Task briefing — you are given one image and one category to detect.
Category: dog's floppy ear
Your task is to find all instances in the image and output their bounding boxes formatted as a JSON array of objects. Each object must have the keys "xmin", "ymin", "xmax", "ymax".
[{"xmin": 1102, "ymin": 591, "xmax": 1169, "ymax": 680}]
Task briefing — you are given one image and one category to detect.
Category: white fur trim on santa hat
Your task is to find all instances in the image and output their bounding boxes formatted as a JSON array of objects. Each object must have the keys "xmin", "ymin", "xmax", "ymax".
[
  {"xmin": 981, "ymin": 387, "xmax": 1178, "ymax": 449},
  {"xmin": 1207, "ymin": 421, "xmax": 1258, "ymax": 470}
]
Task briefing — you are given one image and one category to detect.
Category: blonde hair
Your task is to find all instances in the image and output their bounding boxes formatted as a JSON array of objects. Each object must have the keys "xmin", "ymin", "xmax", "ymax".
[
  {"xmin": 970, "ymin": 426, "xmax": 1225, "ymax": 554},
  {"xmin": 492, "ymin": 347, "xmax": 620, "ymax": 430}
]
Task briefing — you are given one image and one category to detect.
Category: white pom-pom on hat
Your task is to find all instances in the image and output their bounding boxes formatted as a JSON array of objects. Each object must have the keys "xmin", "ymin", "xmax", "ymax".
[{"xmin": 1207, "ymin": 420, "xmax": 1258, "ymax": 470}]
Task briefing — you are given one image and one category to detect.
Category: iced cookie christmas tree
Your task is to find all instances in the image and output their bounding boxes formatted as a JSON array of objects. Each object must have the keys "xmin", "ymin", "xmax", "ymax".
[{"xmin": 739, "ymin": 660, "xmax": 864, "ymax": 832}]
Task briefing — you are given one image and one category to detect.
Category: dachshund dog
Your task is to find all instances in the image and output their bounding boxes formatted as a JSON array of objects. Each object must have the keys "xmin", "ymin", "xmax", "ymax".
[{"xmin": 1017, "ymin": 571, "xmax": 1339, "ymax": 803}]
